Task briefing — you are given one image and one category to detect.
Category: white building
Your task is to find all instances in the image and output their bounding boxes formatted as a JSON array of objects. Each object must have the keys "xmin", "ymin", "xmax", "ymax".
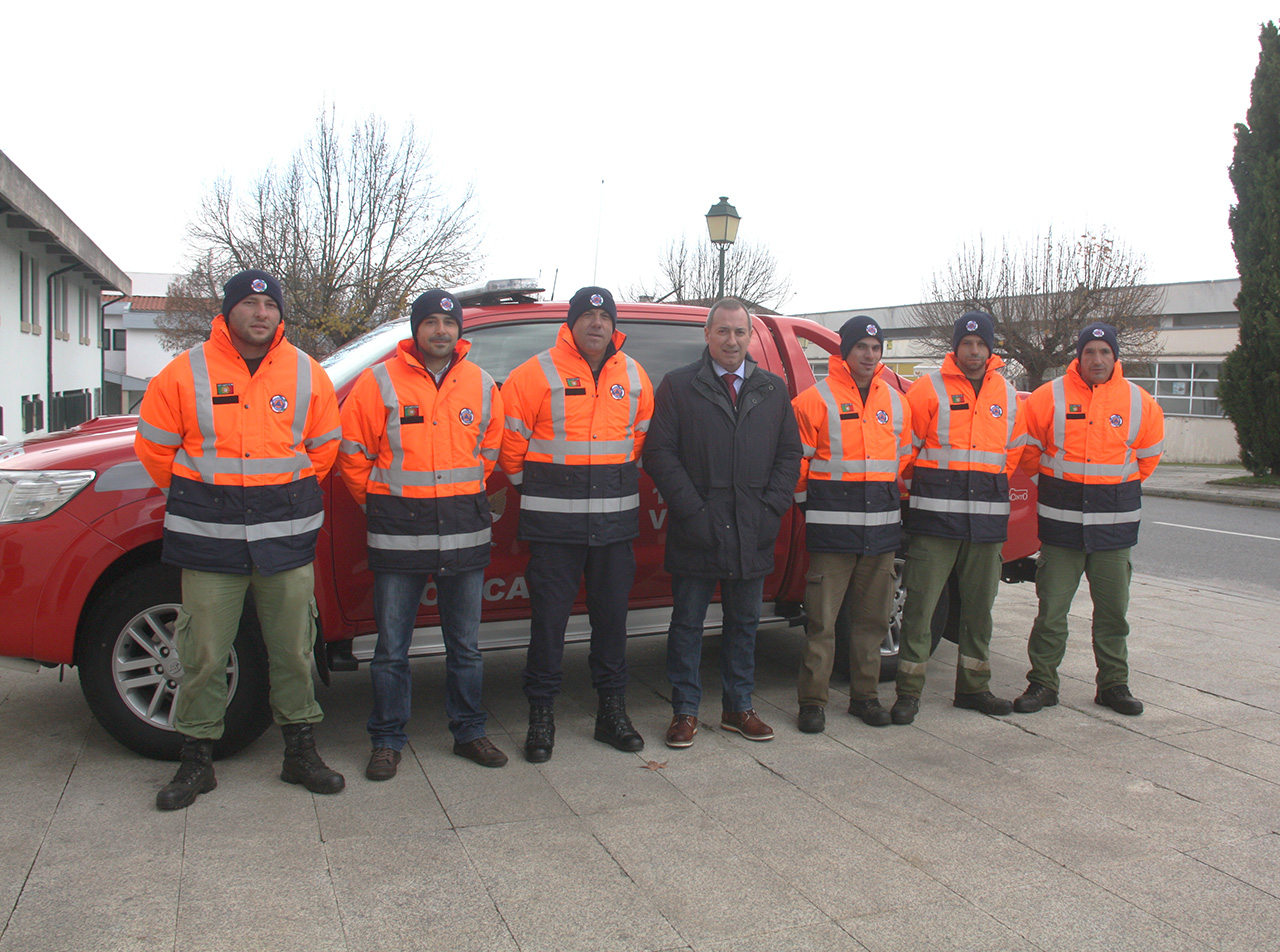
[
  {"xmin": 102, "ymin": 275, "xmax": 179, "ymax": 414},
  {"xmin": 0, "ymin": 150, "xmax": 130, "ymax": 440},
  {"xmin": 794, "ymin": 278, "xmax": 1242, "ymax": 464}
]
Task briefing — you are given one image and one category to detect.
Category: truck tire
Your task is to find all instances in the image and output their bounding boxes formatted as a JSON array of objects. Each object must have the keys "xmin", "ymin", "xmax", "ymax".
[
  {"xmin": 833, "ymin": 558, "xmax": 960, "ymax": 683},
  {"xmin": 77, "ymin": 564, "xmax": 273, "ymax": 761}
]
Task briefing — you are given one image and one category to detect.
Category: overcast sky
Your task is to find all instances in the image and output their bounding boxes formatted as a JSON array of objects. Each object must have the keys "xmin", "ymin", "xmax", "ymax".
[{"xmin": 4, "ymin": 2, "xmax": 1273, "ymax": 313}]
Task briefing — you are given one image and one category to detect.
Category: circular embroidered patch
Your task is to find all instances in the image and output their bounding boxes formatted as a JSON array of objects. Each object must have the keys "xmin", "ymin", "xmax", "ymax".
[
  {"xmin": 590, "ymin": 293, "xmax": 604, "ymax": 307},
  {"xmin": 990, "ymin": 404, "xmax": 1004, "ymax": 418},
  {"xmin": 440, "ymin": 296, "xmax": 455, "ymax": 311},
  {"xmin": 866, "ymin": 324, "xmax": 877, "ymax": 336},
  {"xmin": 876, "ymin": 410, "xmax": 889, "ymax": 424},
  {"xmin": 1109, "ymin": 414, "xmax": 1124, "ymax": 427},
  {"xmin": 1093, "ymin": 328, "xmax": 1106, "ymax": 337},
  {"xmin": 966, "ymin": 320, "xmax": 978, "ymax": 332},
  {"xmin": 610, "ymin": 384, "xmax": 625, "ymax": 399},
  {"xmin": 270, "ymin": 395, "xmax": 288, "ymax": 413},
  {"xmin": 459, "ymin": 407, "xmax": 474, "ymax": 425},
  {"xmin": 250, "ymin": 278, "xmax": 268, "ymax": 293}
]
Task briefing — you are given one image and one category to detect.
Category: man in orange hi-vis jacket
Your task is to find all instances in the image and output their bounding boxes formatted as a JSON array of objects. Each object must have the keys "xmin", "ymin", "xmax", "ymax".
[
  {"xmin": 500, "ymin": 286, "xmax": 653, "ymax": 763},
  {"xmin": 894, "ymin": 311, "xmax": 1027, "ymax": 725},
  {"xmin": 792, "ymin": 317, "xmax": 912, "ymax": 734},
  {"xmin": 339, "ymin": 289, "xmax": 508, "ymax": 778},
  {"xmin": 135, "ymin": 269, "xmax": 344, "ymax": 810},
  {"xmin": 1012, "ymin": 322, "xmax": 1164, "ymax": 717}
]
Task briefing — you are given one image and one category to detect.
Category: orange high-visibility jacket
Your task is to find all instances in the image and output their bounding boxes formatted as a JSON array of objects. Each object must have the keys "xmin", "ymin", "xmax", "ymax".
[
  {"xmin": 900, "ymin": 352, "xmax": 1026, "ymax": 544},
  {"xmin": 134, "ymin": 316, "xmax": 341, "ymax": 576},
  {"xmin": 793, "ymin": 359, "xmax": 912, "ymax": 556},
  {"xmin": 1016, "ymin": 358, "xmax": 1164, "ymax": 552},
  {"xmin": 499, "ymin": 323, "xmax": 653, "ymax": 545},
  {"xmin": 338, "ymin": 338, "xmax": 502, "ymax": 573}
]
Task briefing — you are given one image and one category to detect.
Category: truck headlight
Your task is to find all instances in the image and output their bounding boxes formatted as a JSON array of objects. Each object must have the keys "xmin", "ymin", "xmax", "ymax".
[{"xmin": 0, "ymin": 470, "xmax": 96, "ymax": 523}]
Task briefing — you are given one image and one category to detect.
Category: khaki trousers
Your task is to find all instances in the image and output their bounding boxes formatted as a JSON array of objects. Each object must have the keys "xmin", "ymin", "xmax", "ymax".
[{"xmin": 798, "ymin": 550, "xmax": 897, "ymax": 706}]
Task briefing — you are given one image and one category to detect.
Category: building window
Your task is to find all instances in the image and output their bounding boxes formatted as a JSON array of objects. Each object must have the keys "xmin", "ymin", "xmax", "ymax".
[
  {"xmin": 1125, "ymin": 361, "xmax": 1223, "ymax": 417},
  {"xmin": 21, "ymin": 395, "xmax": 45, "ymax": 434},
  {"xmin": 112, "ymin": 329, "xmax": 128, "ymax": 351}
]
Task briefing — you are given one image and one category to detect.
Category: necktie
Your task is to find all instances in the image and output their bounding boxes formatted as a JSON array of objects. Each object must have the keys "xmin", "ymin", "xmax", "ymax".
[{"xmin": 721, "ymin": 372, "xmax": 738, "ymax": 406}]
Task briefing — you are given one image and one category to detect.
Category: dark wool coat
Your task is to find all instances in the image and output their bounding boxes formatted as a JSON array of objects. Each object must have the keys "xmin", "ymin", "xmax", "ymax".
[{"xmin": 643, "ymin": 349, "xmax": 801, "ymax": 580}]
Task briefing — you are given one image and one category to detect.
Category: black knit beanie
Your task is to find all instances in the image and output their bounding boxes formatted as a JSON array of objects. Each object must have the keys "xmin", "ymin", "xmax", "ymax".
[
  {"xmin": 567, "ymin": 286, "xmax": 617, "ymax": 328},
  {"xmin": 222, "ymin": 270, "xmax": 285, "ymax": 318},
  {"xmin": 952, "ymin": 311, "xmax": 996, "ymax": 353},
  {"xmin": 410, "ymin": 289, "xmax": 463, "ymax": 337}
]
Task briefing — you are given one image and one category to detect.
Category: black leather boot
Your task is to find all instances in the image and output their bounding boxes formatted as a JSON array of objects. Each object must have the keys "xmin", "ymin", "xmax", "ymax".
[
  {"xmin": 280, "ymin": 724, "xmax": 345, "ymax": 794},
  {"xmin": 594, "ymin": 693, "xmax": 644, "ymax": 752},
  {"xmin": 525, "ymin": 704, "xmax": 555, "ymax": 763},
  {"xmin": 156, "ymin": 736, "xmax": 216, "ymax": 811}
]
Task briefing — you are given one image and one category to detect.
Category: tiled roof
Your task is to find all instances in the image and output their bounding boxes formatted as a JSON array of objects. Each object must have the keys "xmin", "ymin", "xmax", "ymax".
[{"xmin": 122, "ymin": 296, "xmax": 169, "ymax": 312}]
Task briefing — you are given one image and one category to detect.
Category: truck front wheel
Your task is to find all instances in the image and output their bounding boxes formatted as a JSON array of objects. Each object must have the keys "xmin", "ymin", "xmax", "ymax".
[{"xmin": 77, "ymin": 564, "xmax": 273, "ymax": 761}]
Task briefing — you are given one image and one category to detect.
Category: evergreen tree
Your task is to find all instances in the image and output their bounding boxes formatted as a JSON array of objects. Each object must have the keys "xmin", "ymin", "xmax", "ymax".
[{"xmin": 1222, "ymin": 21, "xmax": 1280, "ymax": 476}]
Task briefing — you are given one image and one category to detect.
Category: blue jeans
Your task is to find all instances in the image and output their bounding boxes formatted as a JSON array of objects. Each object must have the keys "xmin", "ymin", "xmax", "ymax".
[
  {"xmin": 369, "ymin": 568, "xmax": 486, "ymax": 749},
  {"xmin": 666, "ymin": 574, "xmax": 765, "ymax": 716}
]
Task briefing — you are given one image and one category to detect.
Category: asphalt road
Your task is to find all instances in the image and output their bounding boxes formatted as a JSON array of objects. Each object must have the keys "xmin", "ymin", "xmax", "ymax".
[{"xmin": 1134, "ymin": 495, "xmax": 1280, "ymax": 599}]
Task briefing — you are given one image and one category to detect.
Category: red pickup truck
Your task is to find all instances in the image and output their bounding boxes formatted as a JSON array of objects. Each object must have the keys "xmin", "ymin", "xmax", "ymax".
[{"xmin": 0, "ymin": 286, "xmax": 1039, "ymax": 759}]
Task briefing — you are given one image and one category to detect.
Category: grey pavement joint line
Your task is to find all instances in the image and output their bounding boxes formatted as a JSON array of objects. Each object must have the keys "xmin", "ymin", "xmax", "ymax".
[{"xmin": 0, "ymin": 728, "xmax": 86, "ymax": 945}]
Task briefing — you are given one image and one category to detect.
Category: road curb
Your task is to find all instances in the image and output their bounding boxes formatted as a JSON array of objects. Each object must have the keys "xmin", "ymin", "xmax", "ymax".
[{"xmin": 1143, "ymin": 487, "xmax": 1280, "ymax": 510}]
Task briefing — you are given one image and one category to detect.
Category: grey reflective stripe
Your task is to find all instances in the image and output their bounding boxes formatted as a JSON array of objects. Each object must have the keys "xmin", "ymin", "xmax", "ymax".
[
  {"xmin": 537, "ymin": 351, "xmax": 568, "ymax": 465},
  {"xmin": 175, "ymin": 449, "xmax": 308, "ymax": 477},
  {"xmin": 1051, "ymin": 377, "xmax": 1067, "ymax": 460},
  {"xmin": 928, "ymin": 372, "xmax": 949, "ymax": 461},
  {"xmin": 898, "ymin": 659, "xmax": 926, "ymax": 676},
  {"xmin": 519, "ymin": 493, "xmax": 640, "ymax": 514},
  {"xmin": 1025, "ymin": 434, "xmax": 1044, "ymax": 451},
  {"xmin": 368, "ymin": 527, "xmax": 492, "ymax": 552},
  {"xmin": 909, "ymin": 496, "xmax": 1011, "ymax": 516},
  {"xmin": 475, "ymin": 367, "xmax": 495, "ymax": 462},
  {"xmin": 817, "ymin": 380, "xmax": 845, "ymax": 463},
  {"xmin": 370, "ymin": 465, "xmax": 484, "ymax": 486},
  {"xmin": 886, "ymin": 385, "xmax": 906, "ymax": 447},
  {"xmin": 1000, "ymin": 377, "xmax": 1018, "ymax": 448},
  {"xmin": 371, "ymin": 363, "xmax": 406, "ymax": 495},
  {"xmin": 164, "ymin": 510, "xmax": 324, "ymax": 540},
  {"xmin": 507, "ymin": 470, "xmax": 524, "ymax": 486},
  {"xmin": 188, "ymin": 345, "xmax": 219, "ymax": 465},
  {"xmin": 809, "ymin": 458, "xmax": 898, "ymax": 475},
  {"xmin": 527, "ymin": 438, "xmax": 634, "ymax": 456},
  {"xmin": 291, "ymin": 349, "xmax": 310, "ymax": 450},
  {"xmin": 958, "ymin": 653, "xmax": 990, "ymax": 672},
  {"xmin": 1038, "ymin": 504, "xmax": 1142, "ymax": 526},
  {"xmin": 800, "ymin": 441, "xmax": 818, "ymax": 458},
  {"xmin": 635, "ymin": 419, "xmax": 651, "ymax": 433},
  {"xmin": 1136, "ymin": 441, "xmax": 1163, "ymax": 458},
  {"xmin": 804, "ymin": 509, "xmax": 901, "ymax": 526},
  {"xmin": 1041, "ymin": 457, "xmax": 1136, "ymax": 479},
  {"xmin": 306, "ymin": 426, "xmax": 341, "ymax": 449},
  {"xmin": 624, "ymin": 354, "xmax": 642, "ymax": 445},
  {"xmin": 481, "ymin": 447, "xmax": 499, "ymax": 461},
  {"xmin": 917, "ymin": 447, "xmax": 1009, "ymax": 467},
  {"xmin": 505, "ymin": 415, "xmax": 533, "ymax": 439},
  {"xmin": 1008, "ymin": 433, "xmax": 1030, "ymax": 449},
  {"xmin": 1125, "ymin": 379, "xmax": 1143, "ymax": 475},
  {"xmin": 794, "ymin": 490, "xmax": 808, "ymax": 503},
  {"xmin": 340, "ymin": 438, "xmax": 371, "ymax": 458},
  {"xmin": 137, "ymin": 418, "xmax": 182, "ymax": 446}
]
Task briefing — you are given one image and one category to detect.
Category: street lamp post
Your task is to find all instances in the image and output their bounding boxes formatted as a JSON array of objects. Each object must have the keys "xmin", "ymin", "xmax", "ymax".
[{"xmin": 704, "ymin": 196, "xmax": 740, "ymax": 300}]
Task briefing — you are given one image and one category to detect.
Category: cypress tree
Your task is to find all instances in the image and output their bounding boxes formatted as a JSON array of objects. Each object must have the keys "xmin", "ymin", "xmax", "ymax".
[{"xmin": 1222, "ymin": 21, "xmax": 1280, "ymax": 476}]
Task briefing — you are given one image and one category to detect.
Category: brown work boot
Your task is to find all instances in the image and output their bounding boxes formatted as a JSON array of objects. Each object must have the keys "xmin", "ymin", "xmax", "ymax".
[
  {"xmin": 665, "ymin": 714, "xmax": 699, "ymax": 748},
  {"xmin": 720, "ymin": 709, "xmax": 774, "ymax": 741}
]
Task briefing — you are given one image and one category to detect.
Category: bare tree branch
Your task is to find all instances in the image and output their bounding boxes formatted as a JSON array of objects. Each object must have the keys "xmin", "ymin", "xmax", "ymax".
[
  {"xmin": 627, "ymin": 237, "xmax": 792, "ymax": 311},
  {"xmin": 912, "ymin": 229, "xmax": 1163, "ymax": 388},
  {"xmin": 161, "ymin": 106, "xmax": 481, "ymax": 357}
]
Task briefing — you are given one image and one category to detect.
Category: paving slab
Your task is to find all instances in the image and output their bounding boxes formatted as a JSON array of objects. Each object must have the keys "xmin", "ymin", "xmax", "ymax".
[{"xmin": 0, "ymin": 569, "xmax": 1278, "ymax": 950}]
